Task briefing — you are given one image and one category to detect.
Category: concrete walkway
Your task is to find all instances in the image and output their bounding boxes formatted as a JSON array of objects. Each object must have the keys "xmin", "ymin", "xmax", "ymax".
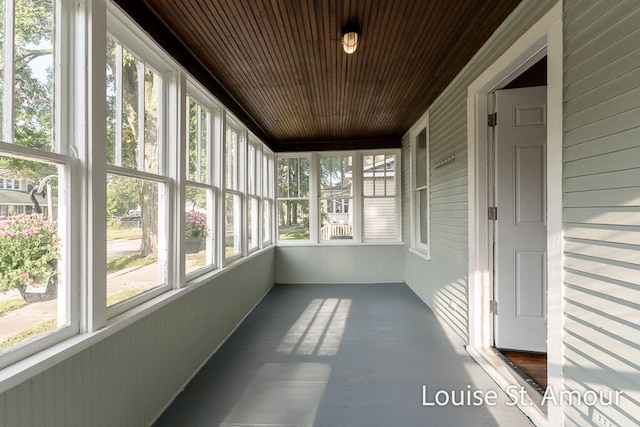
[
  {"xmin": 0, "ymin": 261, "xmax": 159, "ymax": 342},
  {"xmin": 154, "ymin": 283, "xmax": 534, "ymax": 427}
]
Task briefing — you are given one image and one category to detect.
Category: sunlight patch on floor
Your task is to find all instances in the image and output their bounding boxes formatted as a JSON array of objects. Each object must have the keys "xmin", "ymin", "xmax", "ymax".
[{"xmin": 277, "ymin": 298, "xmax": 352, "ymax": 356}]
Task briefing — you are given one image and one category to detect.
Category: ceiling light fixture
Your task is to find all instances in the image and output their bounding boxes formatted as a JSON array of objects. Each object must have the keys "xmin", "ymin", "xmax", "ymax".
[{"xmin": 342, "ymin": 23, "xmax": 360, "ymax": 54}]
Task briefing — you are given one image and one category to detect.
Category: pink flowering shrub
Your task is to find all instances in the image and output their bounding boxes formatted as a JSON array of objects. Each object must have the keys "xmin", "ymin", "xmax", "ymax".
[
  {"xmin": 185, "ymin": 210, "xmax": 208, "ymax": 238},
  {"xmin": 0, "ymin": 214, "xmax": 60, "ymax": 295}
]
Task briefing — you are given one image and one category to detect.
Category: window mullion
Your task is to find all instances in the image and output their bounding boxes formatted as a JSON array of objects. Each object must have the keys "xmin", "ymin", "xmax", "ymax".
[
  {"xmin": 2, "ymin": 0, "xmax": 15, "ymax": 142},
  {"xmin": 353, "ymin": 152, "xmax": 363, "ymax": 242},
  {"xmin": 309, "ymin": 153, "xmax": 319, "ymax": 243},
  {"xmin": 115, "ymin": 42, "xmax": 123, "ymax": 166},
  {"xmin": 137, "ymin": 60, "xmax": 145, "ymax": 171},
  {"xmin": 196, "ymin": 104, "xmax": 201, "ymax": 181}
]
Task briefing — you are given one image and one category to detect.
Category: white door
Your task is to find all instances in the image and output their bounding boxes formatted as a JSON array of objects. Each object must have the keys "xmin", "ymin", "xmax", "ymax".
[{"xmin": 494, "ymin": 86, "xmax": 547, "ymax": 352}]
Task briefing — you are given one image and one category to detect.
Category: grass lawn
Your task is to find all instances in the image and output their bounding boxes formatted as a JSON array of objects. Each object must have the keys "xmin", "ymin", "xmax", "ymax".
[
  {"xmin": 107, "ymin": 227, "xmax": 143, "ymax": 240},
  {"xmin": 278, "ymin": 223, "xmax": 310, "ymax": 240},
  {"xmin": 107, "ymin": 289, "xmax": 143, "ymax": 306},
  {"xmin": 0, "ymin": 319, "xmax": 56, "ymax": 350},
  {"xmin": 107, "ymin": 253, "xmax": 156, "ymax": 272},
  {"xmin": 0, "ymin": 298, "xmax": 27, "ymax": 317}
]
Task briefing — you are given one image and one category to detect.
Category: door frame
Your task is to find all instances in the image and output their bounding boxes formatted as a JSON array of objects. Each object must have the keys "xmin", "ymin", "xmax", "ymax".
[{"xmin": 466, "ymin": 2, "xmax": 563, "ymax": 426}]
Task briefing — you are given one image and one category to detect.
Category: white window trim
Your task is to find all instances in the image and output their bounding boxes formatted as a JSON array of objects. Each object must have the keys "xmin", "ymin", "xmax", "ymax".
[
  {"xmin": 223, "ymin": 116, "xmax": 246, "ymax": 265},
  {"xmin": 0, "ymin": 0, "xmax": 279, "ymax": 381},
  {"xmin": 261, "ymin": 148, "xmax": 275, "ymax": 247},
  {"xmin": 183, "ymin": 78, "xmax": 222, "ymax": 281},
  {"xmin": 0, "ymin": 0, "xmax": 80, "ymax": 369},
  {"xmin": 247, "ymin": 137, "xmax": 262, "ymax": 254},
  {"xmin": 410, "ymin": 110, "xmax": 431, "ymax": 259},
  {"xmin": 105, "ymin": 5, "xmax": 177, "ymax": 319},
  {"xmin": 318, "ymin": 151, "xmax": 357, "ymax": 243},
  {"xmin": 275, "ymin": 153, "xmax": 314, "ymax": 243},
  {"xmin": 361, "ymin": 149, "xmax": 402, "ymax": 243},
  {"xmin": 277, "ymin": 150, "xmax": 403, "ymax": 246}
]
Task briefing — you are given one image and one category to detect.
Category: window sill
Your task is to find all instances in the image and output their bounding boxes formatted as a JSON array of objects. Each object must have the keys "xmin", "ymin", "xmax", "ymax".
[
  {"xmin": 409, "ymin": 247, "xmax": 431, "ymax": 261},
  {"xmin": 277, "ymin": 241, "xmax": 404, "ymax": 247}
]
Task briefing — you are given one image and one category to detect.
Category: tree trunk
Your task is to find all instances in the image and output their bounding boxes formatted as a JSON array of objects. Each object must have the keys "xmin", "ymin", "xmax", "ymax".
[
  {"xmin": 139, "ymin": 70, "xmax": 159, "ymax": 258},
  {"xmin": 291, "ymin": 201, "xmax": 298, "ymax": 225}
]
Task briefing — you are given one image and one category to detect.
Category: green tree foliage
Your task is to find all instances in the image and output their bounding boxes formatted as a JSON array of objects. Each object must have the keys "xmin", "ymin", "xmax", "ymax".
[
  {"xmin": 0, "ymin": 0, "xmax": 56, "ymax": 183},
  {"xmin": 106, "ymin": 175, "xmax": 139, "ymax": 218},
  {"xmin": 105, "ymin": 36, "xmax": 160, "ymax": 257}
]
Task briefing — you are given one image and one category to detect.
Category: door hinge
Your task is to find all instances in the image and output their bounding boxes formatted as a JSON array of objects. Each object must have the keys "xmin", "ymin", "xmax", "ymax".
[
  {"xmin": 488, "ymin": 112, "xmax": 497, "ymax": 127},
  {"xmin": 488, "ymin": 206, "xmax": 498, "ymax": 221},
  {"xmin": 490, "ymin": 300, "xmax": 498, "ymax": 314}
]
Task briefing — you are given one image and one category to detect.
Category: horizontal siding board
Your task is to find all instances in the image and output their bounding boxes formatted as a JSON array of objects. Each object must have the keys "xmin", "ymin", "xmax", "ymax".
[
  {"xmin": 565, "ymin": 2, "xmax": 640, "ymax": 70},
  {"xmin": 430, "ymin": 165, "xmax": 467, "ymax": 185},
  {"xmin": 565, "ymin": 240, "xmax": 640, "ymax": 268},
  {"xmin": 564, "ymin": 253, "xmax": 640, "ymax": 286},
  {"xmin": 564, "ymin": 107, "xmax": 640, "ymax": 147},
  {"xmin": 564, "ymin": 224, "xmax": 640, "ymax": 246},
  {"xmin": 564, "ymin": 83, "xmax": 640, "ymax": 131},
  {"xmin": 564, "ymin": 270, "xmax": 640, "ymax": 305},
  {"xmin": 564, "ymin": 126, "xmax": 640, "ymax": 162},
  {"xmin": 564, "ymin": 169, "xmax": 640, "ymax": 195},
  {"xmin": 565, "ymin": 145, "xmax": 640, "ymax": 177},
  {"xmin": 563, "ymin": 1, "xmax": 608, "ymax": 40},
  {"xmin": 564, "ymin": 187, "xmax": 640, "ymax": 207},
  {"xmin": 564, "ymin": 329, "xmax": 639, "ymax": 393},
  {"xmin": 565, "ymin": 22, "xmax": 640, "ymax": 84},
  {"xmin": 564, "ymin": 207, "xmax": 640, "ymax": 226},
  {"xmin": 565, "ymin": 47, "xmax": 640, "ymax": 103}
]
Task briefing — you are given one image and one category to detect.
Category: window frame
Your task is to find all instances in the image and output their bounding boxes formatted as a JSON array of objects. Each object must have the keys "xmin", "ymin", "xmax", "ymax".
[
  {"xmin": 361, "ymin": 150, "xmax": 401, "ymax": 242},
  {"xmin": 223, "ymin": 115, "xmax": 246, "ymax": 265},
  {"xmin": 105, "ymin": 6, "xmax": 177, "ymax": 319},
  {"xmin": 318, "ymin": 152, "xmax": 357, "ymax": 243},
  {"xmin": 0, "ymin": 144, "xmax": 78, "ymax": 369},
  {"xmin": 276, "ymin": 150, "xmax": 402, "ymax": 246},
  {"xmin": 275, "ymin": 153, "xmax": 314, "ymax": 244},
  {"xmin": 410, "ymin": 111, "xmax": 431, "ymax": 258},
  {"xmin": 261, "ymin": 148, "xmax": 275, "ymax": 247},
  {"xmin": 183, "ymin": 79, "xmax": 221, "ymax": 280},
  {"xmin": 0, "ymin": 0, "xmax": 81, "ymax": 369},
  {"xmin": 0, "ymin": 0, "xmax": 277, "ymax": 378},
  {"xmin": 246, "ymin": 137, "xmax": 261, "ymax": 254}
]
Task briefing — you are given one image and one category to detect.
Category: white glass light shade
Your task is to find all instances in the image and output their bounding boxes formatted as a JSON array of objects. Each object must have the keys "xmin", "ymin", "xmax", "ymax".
[{"xmin": 342, "ymin": 31, "xmax": 359, "ymax": 54}]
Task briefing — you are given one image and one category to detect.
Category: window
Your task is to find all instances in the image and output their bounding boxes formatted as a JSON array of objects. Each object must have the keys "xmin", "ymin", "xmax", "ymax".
[
  {"xmin": 320, "ymin": 155, "xmax": 353, "ymax": 241},
  {"xmin": 0, "ymin": 0, "xmax": 277, "ymax": 372},
  {"xmin": 276, "ymin": 151, "xmax": 400, "ymax": 245},
  {"xmin": 185, "ymin": 87, "xmax": 218, "ymax": 276},
  {"xmin": 411, "ymin": 115, "xmax": 430, "ymax": 256},
  {"xmin": 362, "ymin": 153, "xmax": 399, "ymax": 241},
  {"xmin": 105, "ymin": 34, "xmax": 170, "ymax": 313},
  {"xmin": 224, "ymin": 119, "xmax": 244, "ymax": 262},
  {"xmin": 247, "ymin": 139, "xmax": 260, "ymax": 253},
  {"xmin": 262, "ymin": 149, "xmax": 274, "ymax": 246},
  {"xmin": 277, "ymin": 156, "xmax": 310, "ymax": 241},
  {"xmin": 0, "ymin": 0, "xmax": 76, "ymax": 367}
]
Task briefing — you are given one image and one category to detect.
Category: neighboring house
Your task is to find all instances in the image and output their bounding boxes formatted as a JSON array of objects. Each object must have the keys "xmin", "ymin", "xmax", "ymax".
[{"xmin": 0, "ymin": 176, "xmax": 57, "ymax": 218}]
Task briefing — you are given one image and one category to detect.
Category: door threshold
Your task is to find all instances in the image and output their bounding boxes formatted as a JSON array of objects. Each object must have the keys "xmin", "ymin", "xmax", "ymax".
[
  {"xmin": 498, "ymin": 349, "xmax": 547, "ymax": 391},
  {"xmin": 466, "ymin": 346, "xmax": 549, "ymax": 427}
]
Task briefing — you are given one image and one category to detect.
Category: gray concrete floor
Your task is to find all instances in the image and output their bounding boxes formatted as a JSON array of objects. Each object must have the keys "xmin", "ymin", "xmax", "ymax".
[{"xmin": 153, "ymin": 283, "xmax": 533, "ymax": 427}]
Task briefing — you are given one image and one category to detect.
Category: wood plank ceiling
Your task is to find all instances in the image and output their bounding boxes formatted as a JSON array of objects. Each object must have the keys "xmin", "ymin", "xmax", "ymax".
[{"xmin": 114, "ymin": 0, "xmax": 523, "ymax": 151}]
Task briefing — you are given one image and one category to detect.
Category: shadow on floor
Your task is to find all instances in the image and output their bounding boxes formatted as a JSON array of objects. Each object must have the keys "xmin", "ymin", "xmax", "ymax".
[{"xmin": 153, "ymin": 283, "xmax": 533, "ymax": 427}]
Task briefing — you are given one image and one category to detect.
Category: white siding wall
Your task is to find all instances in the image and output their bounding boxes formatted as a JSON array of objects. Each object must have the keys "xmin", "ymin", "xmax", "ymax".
[
  {"xmin": 562, "ymin": 1, "xmax": 640, "ymax": 425},
  {"xmin": 0, "ymin": 249, "xmax": 275, "ymax": 427},
  {"xmin": 402, "ymin": 0, "xmax": 557, "ymax": 343},
  {"xmin": 276, "ymin": 245, "xmax": 403, "ymax": 284}
]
